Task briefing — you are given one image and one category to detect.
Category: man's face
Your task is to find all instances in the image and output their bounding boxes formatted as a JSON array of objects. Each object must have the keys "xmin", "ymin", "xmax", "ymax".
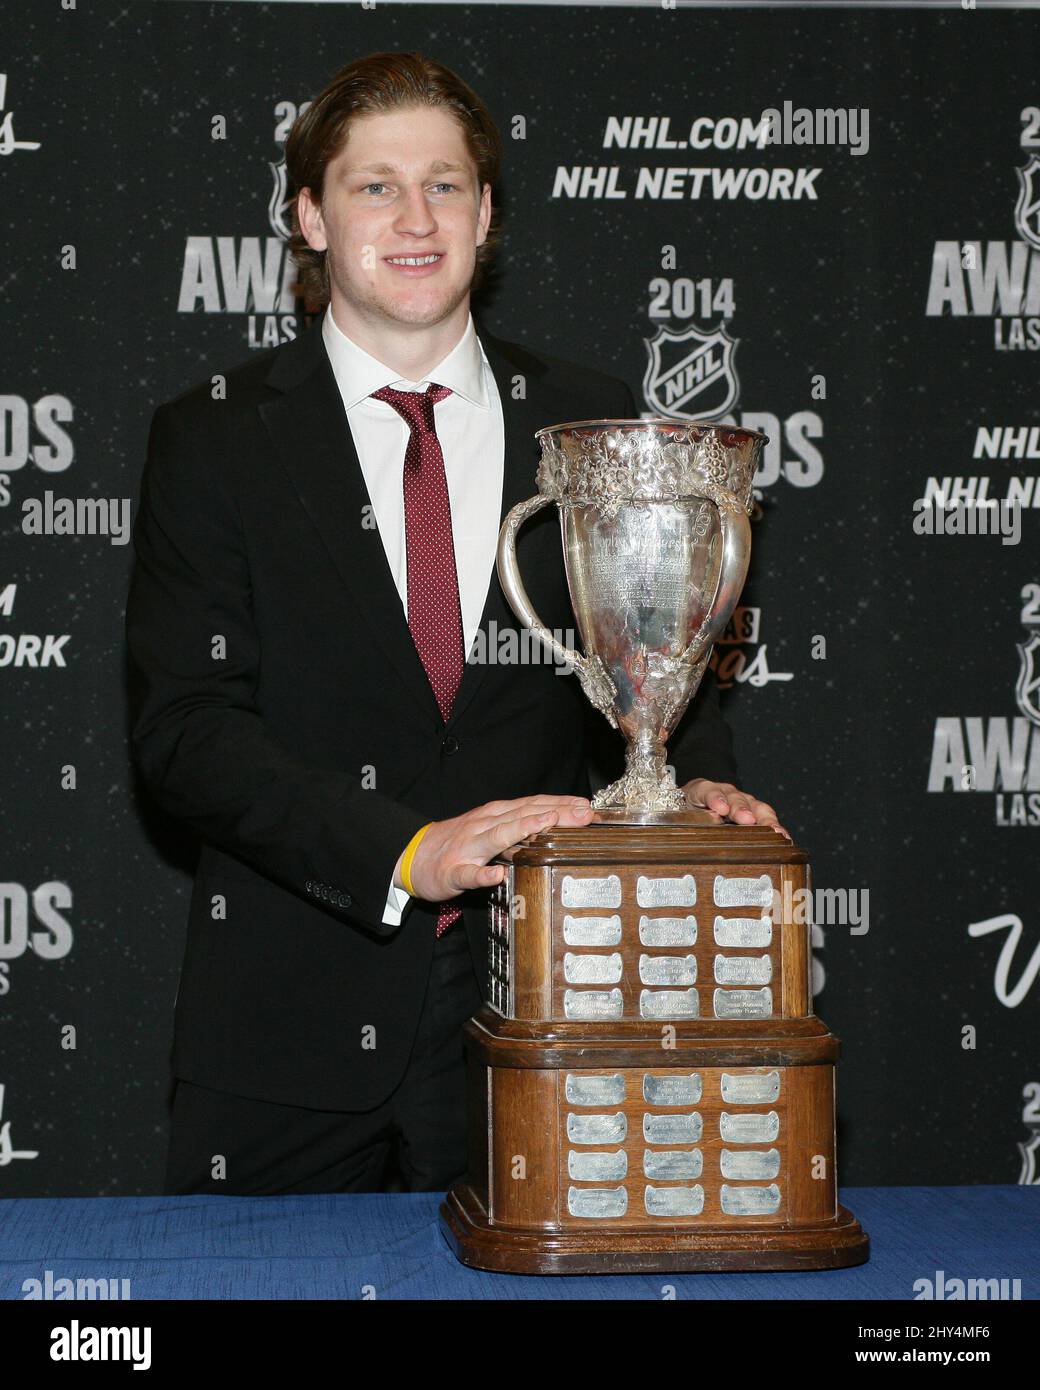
[{"xmin": 298, "ymin": 104, "xmax": 492, "ymax": 331}]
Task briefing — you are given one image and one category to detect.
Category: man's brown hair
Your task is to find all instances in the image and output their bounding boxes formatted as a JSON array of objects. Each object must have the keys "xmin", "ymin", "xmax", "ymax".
[{"xmin": 285, "ymin": 51, "xmax": 503, "ymax": 309}]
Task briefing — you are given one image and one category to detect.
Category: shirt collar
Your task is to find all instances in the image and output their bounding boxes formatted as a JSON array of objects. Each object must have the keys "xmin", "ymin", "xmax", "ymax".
[{"xmin": 321, "ymin": 304, "xmax": 490, "ymax": 411}]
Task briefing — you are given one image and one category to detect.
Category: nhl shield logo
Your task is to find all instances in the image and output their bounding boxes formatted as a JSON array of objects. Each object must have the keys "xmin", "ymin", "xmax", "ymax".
[
  {"xmin": 1015, "ymin": 631, "xmax": 1040, "ymax": 726},
  {"xmin": 268, "ymin": 159, "xmax": 293, "ymax": 241},
  {"xmin": 1014, "ymin": 154, "xmax": 1040, "ymax": 251},
  {"xmin": 642, "ymin": 323, "xmax": 740, "ymax": 421}
]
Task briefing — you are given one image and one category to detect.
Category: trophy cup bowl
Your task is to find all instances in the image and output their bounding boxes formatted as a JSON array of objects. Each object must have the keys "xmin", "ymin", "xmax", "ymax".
[{"xmin": 497, "ymin": 418, "xmax": 766, "ymax": 819}]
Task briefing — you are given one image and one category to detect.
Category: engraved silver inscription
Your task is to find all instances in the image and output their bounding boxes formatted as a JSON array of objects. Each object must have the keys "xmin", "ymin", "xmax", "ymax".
[
  {"xmin": 568, "ymin": 1185, "xmax": 628, "ymax": 1218},
  {"xmin": 645, "ymin": 1184, "xmax": 704, "ymax": 1217},
  {"xmin": 640, "ymin": 988, "xmax": 698, "ymax": 1019},
  {"xmin": 567, "ymin": 1112, "xmax": 628, "ymax": 1144},
  {"xmin": 565, "ymin": 988, "xmax": 624, "ymax": 1020},
  {"xmin": 712, "ymin": 986, "xmax": 773, "ymax": 1019},
  {"xmin": 564, "ymin": 952, "xmax": 623, "ymax": 985},
  {"xmin": 561, "ymin": 874, "xmax": 622, "ymax": 909},
  {"xmin": 719, "ymin": 1110, "xmax": 780, "ymax": 1143},
  {"xmin": 720, "ymin": 1183, "xmax": 781, "ymax": 1216},
  {"xmin": 568, "ymin": 1149, "xmax": 628, "ymax": 1181},
  {"xmin": 637, "ymin": 874, "xmax": 696, "ymax": 908},
  {"xmin": 639, "ymin": 915, "xmax": 697, "ymax": 947},
  {"xmin": 563, "ymin": 914, "xmax": 622, "ymax": 946},
  {"xmin": 720, "ymin": 1071, "xmax": 781, "ymax": 1105},
  {"xmin": 713, "ymin": 954, "xmax": 772, "ymax": 985},
  {"xmin": 643, "ymin": 1149, "xmax": 703, "ymax": 1181},
  {"xmin": 643, "ymin": 1112, "xmax": 703, "ymax": 1144},
  {"xmin": 713, "ymin": 874, "xmax": 773, "ymax": 908},
  {"xmin": 639, "ymin": 953, "xmax": 697, "ymax": 986},
  {"xmin": 642, "ymin": 1073, "xmax": 702, "ymax": 1106},
  {"xmin": 714, "ymin": 915, "xmax": 773, "ymax": 948},
  {"xmin": 720, "ymin": 1148, "xmax": 781, "ymax": 1180},
  {"xmin": 565, "ymin": 1073, "xmax": 626, "ymax": 1106}
]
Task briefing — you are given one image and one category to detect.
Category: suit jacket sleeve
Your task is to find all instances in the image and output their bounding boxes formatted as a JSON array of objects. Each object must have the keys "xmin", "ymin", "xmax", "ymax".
[
  {"xmin": 584, "ymin": 379, "xmax": 742, "ymax": 791},
  {"xmin": 125, "ymin": 401, "xmax": 430, "ymax": 934}
]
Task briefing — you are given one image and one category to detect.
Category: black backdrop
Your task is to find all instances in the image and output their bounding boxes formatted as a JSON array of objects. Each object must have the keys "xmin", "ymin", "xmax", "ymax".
[{"xmin": 2, "ymin": 0, "xmax": 1038, "ymax": 1197}]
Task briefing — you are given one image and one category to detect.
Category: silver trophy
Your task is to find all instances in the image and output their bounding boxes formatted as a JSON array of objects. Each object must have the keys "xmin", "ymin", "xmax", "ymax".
[{"xmin": 497, "ymin": 419, "xmax": 766, "ymax": 820}]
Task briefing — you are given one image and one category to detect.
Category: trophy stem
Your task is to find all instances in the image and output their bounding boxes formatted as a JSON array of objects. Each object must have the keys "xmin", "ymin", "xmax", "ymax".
[{"xmin": 591, "ymin": 730, "xmax": 687, "ymax": 813}]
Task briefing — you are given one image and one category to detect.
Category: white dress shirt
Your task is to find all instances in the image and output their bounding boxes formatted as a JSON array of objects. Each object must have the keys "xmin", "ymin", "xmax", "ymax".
[{"xmin": 321, "ymin": 305, "xmax": 506, "ymax": 926}]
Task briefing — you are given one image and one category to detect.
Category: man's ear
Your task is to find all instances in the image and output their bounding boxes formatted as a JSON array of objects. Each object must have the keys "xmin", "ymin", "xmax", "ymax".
[
  {"xmin": 296, "ymin": 187, "xmax": 328, "ymax": 252},
  {"xmin": 476, "ymin": 182, "xmax": 492, "ymax": 247}
]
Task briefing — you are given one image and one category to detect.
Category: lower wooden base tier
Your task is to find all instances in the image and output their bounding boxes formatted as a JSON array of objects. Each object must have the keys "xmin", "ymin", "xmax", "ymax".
[
  {"xmin": 438, "ymin": 1008, "xmax": 869, "ymax": 1274},
  {"xmin": 440, "ymin": 1184, "xmax": 870, "ymax": 1274}
]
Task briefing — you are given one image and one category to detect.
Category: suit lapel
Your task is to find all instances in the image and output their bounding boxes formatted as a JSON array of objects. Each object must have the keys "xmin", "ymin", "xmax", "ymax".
[
  {"xmin": 257, "ymin": 314, "xmax": 554, "ymax": 733},
  {"xmin": 444, "ymin": 320, "xmax": 552, "ymax": 732},
  {"xmin": 259, "ymin": 322, "xmax": 443, "ymax": 727}
]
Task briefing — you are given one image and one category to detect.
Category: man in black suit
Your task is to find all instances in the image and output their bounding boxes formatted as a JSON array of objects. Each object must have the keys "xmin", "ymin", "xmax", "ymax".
[{"xmin": 126, "ymin": 52, "xmax": 786, "ymax": 1196}]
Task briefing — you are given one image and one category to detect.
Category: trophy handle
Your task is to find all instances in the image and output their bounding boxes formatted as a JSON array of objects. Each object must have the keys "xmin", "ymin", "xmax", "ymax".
[
  {"xmin": 681, "ymin": 479, "xmax": 753, "ymax": 666},
  {"xmin": 497, "ymin": 494, "xmax": 619, "ymax": 728}
]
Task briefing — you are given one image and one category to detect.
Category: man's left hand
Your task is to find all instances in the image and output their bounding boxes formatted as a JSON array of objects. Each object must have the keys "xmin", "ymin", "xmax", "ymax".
[{"xmin": 682, "ymin": 779, "xmax": 791, "ymax": 842}]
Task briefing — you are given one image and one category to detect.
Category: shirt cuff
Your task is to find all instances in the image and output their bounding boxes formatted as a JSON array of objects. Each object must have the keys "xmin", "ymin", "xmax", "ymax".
[{"xmin": 382, "ymin": 877, "xmax": 412, "ymax": 927}]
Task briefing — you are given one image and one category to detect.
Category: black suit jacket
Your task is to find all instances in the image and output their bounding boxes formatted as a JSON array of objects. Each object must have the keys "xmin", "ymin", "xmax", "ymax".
[{"xmin": 125, "ymin": 312, "xmax": 740, "ymax": 1111}]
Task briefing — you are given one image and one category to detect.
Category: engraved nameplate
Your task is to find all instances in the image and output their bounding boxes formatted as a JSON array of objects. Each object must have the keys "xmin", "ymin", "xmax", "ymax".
[
  {"xmin": 567, "ymin": 1112, "xmax": 627, "ymax": 1144},
  {"xmin": 568, "ymin": 1149, "xmax": 628, "ymax": 1181},
  {"xmin": 720, "ymin": 1147, "xmax": 781, "ymax": 1180},
  {"xmin": 566, "ymin": 1073, "xmax": 626, "ymax": 1106},
  {"xmin": 640, "ymin": 988, "xmax": 698, "ymax": 1019},
  {"xmin": 719, "ymin": 1110, "xmax": 780, "ymax": 1143},
  {"xmin": 714, "ymin": 915, "xmax": 772, "ymax": 947},
  {"xmin": 643, "ymin": 1149, "xmax": 703, "ymax": 1181},
  {"xmin": 568, "ymin": 1185, "xmax": 628, "ymax": 1218},
  {"xmin": 713, "ymin": 874, "xmax": 773, "ymax": 908},
  {"xmin": 565, "ymin": 952, "xmax": 623, "ymax": 985},
  {"xmin": 720, "ymin": 1071, "xmax": 781, "ymax": 1105},
  {"xmin": 565, "ymin": 988, "xmax": 624, "ymax": 1020},
  {"xmin": 563, "ymin": 914, "xmax": 622, "ymax": 946},
  {"xmin": 713, "ymin": 987, "xmax": 773, "ymax": 1019},
  {"xmin": 643, "ymin": 1112, "xmax": 703, "ymax": 1144},
  {"xmin": 714, "ymin": 954, "xmax": 772, "ymax": 985},
  {"xmin": 561, "ymin": 874, "xmax": 622, "ymax": 909},
  {"xmin": 645, "ymin": 1184, "xmax": 704, "ymax": 1217},
  {"xmin": 639, "ymin": 953, "xmax": 697, "ymax": 986},
  {"xmin": 642, "ymin": 1073, "xmax": 702, "ymax": 1106},
  {"xmin": 720, "ymin": 1183, "xmax": 781, "ymax": 1216},
  {"xmin": 639, "ymin": 915, "xmax": 697, "ymax": 947},
  {"xmin": 637, "ymin": 874, "xmax": 696, "ymax": 908}
]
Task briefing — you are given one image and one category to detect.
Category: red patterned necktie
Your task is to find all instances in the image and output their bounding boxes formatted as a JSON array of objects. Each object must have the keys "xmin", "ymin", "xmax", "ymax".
[{"xmin": 371, "ymin": 382, "xmax": 464, "ymax": 937}]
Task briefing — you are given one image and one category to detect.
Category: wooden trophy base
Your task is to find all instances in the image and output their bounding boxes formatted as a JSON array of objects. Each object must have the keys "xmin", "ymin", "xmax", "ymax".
[
  {"xmin": 441, "ymin": 1184, "xmax": 869, "ymax": 1276},
  {"xmin": 437, "ymin": 823, "xmax": 870, "ymax": 1276}
]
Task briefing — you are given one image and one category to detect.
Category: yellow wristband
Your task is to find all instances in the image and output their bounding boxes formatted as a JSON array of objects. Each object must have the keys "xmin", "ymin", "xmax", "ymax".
[{"xmin": 398, "ymin": 822, "xmax": 433, "ymax": 898}]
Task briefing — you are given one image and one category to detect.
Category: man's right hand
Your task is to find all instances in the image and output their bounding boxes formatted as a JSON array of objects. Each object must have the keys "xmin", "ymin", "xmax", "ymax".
[{"xmin": 394, "ymin": 795, "xmax": 595, "ymax": 902}]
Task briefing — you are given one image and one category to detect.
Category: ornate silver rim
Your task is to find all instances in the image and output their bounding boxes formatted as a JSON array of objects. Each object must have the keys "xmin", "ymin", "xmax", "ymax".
[{"xmin": 535, "ymin": 417, "xmax": 769, "ymax": 443}]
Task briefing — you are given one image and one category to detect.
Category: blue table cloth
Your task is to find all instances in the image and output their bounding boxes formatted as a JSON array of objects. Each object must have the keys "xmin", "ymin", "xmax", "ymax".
[{"xmin": 0, "ymin": 1186, "xmax": 1035, "ymax": 1300}]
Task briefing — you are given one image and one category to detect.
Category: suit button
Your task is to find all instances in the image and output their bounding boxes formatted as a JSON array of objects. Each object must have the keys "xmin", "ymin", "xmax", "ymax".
[
  {"xmin": 442, "ymin": 735, "xmax": 460, "ymax": 755},
  {"xmin": 305, "ymin": 880, "xmax": 314, "ymax": 894},
  {"xmin": 338, "ymin": 893, "xmax": 352, "ymax": 908}
]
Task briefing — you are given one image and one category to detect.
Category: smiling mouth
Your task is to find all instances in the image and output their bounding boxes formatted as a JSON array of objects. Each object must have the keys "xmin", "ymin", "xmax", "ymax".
[{"xmin": 385, "ymin": 253, "xmax": 444, "ymax": 266}]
